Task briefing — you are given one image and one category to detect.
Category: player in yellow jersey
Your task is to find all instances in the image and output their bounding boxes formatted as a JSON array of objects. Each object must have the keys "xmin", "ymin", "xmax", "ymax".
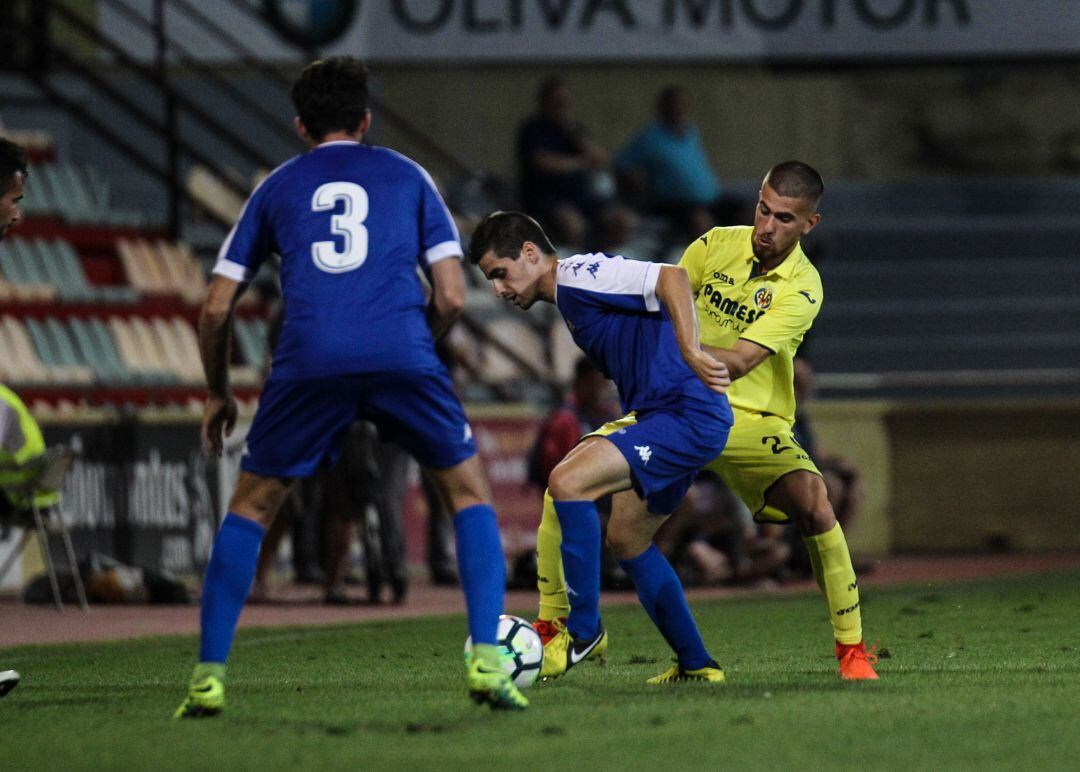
[{"xmin": 533, "ymin": 161, "xmax": 878, "ymax": 681}]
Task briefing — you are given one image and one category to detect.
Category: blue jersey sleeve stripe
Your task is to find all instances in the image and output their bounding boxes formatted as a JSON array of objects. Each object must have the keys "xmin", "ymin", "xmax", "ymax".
[
  {"xmin": 425, "ymin": 240, "xmax": 463, "ymax": 265},
  {"xmin": 212, "ymin": 258, "xmax": 251, "ymax": 282}
]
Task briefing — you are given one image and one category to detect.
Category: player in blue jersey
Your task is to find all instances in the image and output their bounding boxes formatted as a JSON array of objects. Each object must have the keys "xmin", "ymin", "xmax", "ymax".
[
  {"xmin": 468, "ymin": 212, "xmax": 734, "ymax": 681},
  {"xmin": 174, "ymin": 57, "xmax": 527, "ymax": 717}
]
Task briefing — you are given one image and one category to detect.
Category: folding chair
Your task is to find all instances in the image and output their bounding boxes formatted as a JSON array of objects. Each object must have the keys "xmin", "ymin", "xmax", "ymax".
[{"xmin": 0, "ymin": 445, "xmax": 88, "ymax": 612}]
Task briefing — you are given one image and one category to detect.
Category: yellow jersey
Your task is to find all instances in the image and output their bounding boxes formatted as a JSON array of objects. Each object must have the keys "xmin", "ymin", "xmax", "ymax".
[{"xmin": 679, "ymin": 225, "xmax": 822, "ymax": 425}]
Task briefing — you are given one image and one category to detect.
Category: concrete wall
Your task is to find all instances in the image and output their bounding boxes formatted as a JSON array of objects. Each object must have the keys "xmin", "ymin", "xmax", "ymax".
[{"xmin": 810, "ymin": 398, "xmax": 1080, "ymax": 556}]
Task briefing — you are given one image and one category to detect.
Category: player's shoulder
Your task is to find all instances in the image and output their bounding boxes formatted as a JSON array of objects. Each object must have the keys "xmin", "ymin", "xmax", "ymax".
[
  {"xmin": 368, "ymin": 146, "xmax": 440, "ymax": 186},
  {"xmin": 557, "ymin": 252, "xmax": 645, "ymax": 289},
  {"xmin": 247, "ymin": 154, "xmax": 306, "ymax": 201},
  {"xmin": 702, "ymin": 225, "xmax": 753, "ymax": 248},
  {"xmin": 790, "ymin": 246, "xmax": 823, "ymax": 290}
]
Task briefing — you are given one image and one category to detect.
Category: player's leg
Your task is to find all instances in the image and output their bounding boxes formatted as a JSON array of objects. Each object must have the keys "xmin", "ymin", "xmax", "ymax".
[
  {"xmin": 176, "ymin": 376, "xmax": 363, "ymax": 718},
  {"xmin": 425, "ymin": 456, "xmax": 526, "ymax": 709},
  {"xmin": 606, "ymin": 492, "xmax": 724, "ymax": 683},
  {"xmin": 367, "ymin": 366, "xmax": 525, "ymax": 709},
  {"xmin": 765, "ymin": 471, "xmax": 877, "ymax": 680},
  {"xmin": 534, "ymin": 488, "xmax": 569, "ymax": 638},
  {"xmin": 175, "ymin": 472, "xmax": 292, "ymax": 718},
  {"xmin": 546, "ymin": 437, "xmax": 634, "ymax": 641},
  {"xmin": 535, "ymin": 415, "xmax": 638, "ymax": 637}
]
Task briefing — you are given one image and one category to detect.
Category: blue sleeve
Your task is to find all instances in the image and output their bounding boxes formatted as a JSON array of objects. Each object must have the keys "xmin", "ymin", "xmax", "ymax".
[
  {"xmin": 213, "ymin": 179, "xmax": 275, "ymax": 283},
  {"xmin": 418, "ymin": 169, "xmax": 462, "ymax": 267}
]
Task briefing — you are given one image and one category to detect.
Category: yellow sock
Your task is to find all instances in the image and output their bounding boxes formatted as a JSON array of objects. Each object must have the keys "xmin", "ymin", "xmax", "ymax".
[
  {"xmin": 536, "ymin": 489, "xmax": 569, "ymax": 621},
  {"xmin": 803, "ymin": 522, "xmax": 863, "ymax": 645}
]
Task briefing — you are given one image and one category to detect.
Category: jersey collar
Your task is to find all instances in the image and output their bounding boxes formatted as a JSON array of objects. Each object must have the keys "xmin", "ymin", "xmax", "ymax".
[
  {"xmin": 747, "ymin": 241, "xmax": 804, "ymax": 280},
  {"xmin": 314, "ymin": 140, "xmax": 362, "ymax": 149}
]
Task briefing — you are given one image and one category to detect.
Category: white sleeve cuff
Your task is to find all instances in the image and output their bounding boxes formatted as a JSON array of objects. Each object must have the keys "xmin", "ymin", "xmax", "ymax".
[
  {"xmin": 425, "ymin": 240, "xmax": 463, "ymax": 266},
  {"xmin": 212, "ymin": 258, "xmax": 253, "ymax": 282},
  {"xmin": 642, "ymin": 262, "xmax": 661, "ymax": 312}
]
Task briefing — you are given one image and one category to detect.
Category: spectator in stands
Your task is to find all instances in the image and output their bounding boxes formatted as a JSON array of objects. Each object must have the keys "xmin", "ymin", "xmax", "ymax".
[
  {"xmin": 615, "ymin": 86, "xmax": 741, "ymax": 243},
  {"xmin": 0, "ymin": 138, "xmax": 30, "ymax": 698},
  {"xmin": 655, "ymin": 475, "xmax": 791, "ymax": 587},
  {"xmin": 0, "ymin": 136, "xmax": 26, "ymax": 242},
  {"xmin": 517, "ymin": 77, "xmax": 613, "ymax": 246},
  {"xmin": 322, "ymin": 421, "xmax": 410, "ymax": 605}
]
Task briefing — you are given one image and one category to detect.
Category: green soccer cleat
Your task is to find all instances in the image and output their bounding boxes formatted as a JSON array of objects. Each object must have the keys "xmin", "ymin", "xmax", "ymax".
[
  {"xmin": 540, "ymin": 622, "xmax": 608, "ymax": 679},
  {"xmin": 173, "ymin": 675, "xmax": 225, "ymax": 719},
  {"xmin": 467, "ymin": 657, "xmax": 529, "ymax": 711},
  {"xmin": 647, "ymin": 659, "xmax": 726, "ymax": 685}
]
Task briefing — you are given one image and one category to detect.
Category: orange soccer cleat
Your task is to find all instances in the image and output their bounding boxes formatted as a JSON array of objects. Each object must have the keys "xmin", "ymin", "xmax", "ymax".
[
  {"xmin": 532, "ymin": 617, "xmax": 567, "ymax": 647},
  {"xmin": 836, "ymin": 640, "xmax": 880, "ymax": 680}
]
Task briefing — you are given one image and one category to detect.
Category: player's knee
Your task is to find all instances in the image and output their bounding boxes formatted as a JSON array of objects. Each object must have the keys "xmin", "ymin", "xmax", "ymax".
[
  {"xmin": 547, "ymin": 464, "xmax": 584, "ymax": 501},
  {"xmin": 792, "ymin": 501, "xmax": 836, "ymax": 536},
  {"xmin": 604, "ymin": 523, "xmax": 646, "ymax": 560}
]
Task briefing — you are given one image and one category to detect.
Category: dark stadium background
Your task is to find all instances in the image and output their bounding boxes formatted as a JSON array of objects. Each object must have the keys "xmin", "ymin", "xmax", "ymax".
[{"xmin": 1, "ymin": 0, "xmax": 1078, "ymax": 605}]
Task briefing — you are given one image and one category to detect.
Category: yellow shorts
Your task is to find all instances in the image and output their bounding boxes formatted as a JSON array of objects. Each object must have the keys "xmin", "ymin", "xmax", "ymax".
[{"xmin": 703, "ymin": 411, "xmax": 821, "ymax": 524}]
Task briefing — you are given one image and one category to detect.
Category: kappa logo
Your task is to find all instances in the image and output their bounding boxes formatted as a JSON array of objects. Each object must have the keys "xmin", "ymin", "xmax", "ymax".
[
  {"xmin": 587, "ymin": 261, "xmax": 601, "ymax": 279},
  {"xmin": 571, "ymin": 261, "xmax": 586, "ymax": 276},
  {"xmin": 635, "ymin": 445, "xmax": 652, "ymax": 464}
]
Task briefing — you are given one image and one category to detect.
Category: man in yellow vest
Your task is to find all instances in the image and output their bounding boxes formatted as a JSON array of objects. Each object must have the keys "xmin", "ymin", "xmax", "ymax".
[{"xmin": 0, "ymin": 136, "xmax": 30, "ymax": 697}]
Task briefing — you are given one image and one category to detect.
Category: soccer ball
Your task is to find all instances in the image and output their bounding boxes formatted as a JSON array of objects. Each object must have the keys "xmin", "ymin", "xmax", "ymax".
[{"xmin": 464, "ymin": 614, "xmax": 544, "ymax": 688}]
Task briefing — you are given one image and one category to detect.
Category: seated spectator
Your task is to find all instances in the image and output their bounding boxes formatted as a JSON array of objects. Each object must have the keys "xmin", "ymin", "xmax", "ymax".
[
  {"xmin": 615, "ymin": 86, "xmax": 743, "ymax": 243},
  {"xmin": 656, "ymin": 475, "xmax": 791, "ymax": 588},
  {"xmin": 517, "ymin": 76, "xmax": 613, "ymax": 246}
]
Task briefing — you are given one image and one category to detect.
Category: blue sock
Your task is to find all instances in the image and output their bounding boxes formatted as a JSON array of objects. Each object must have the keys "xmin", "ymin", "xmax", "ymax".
[
  {"xmin": 619, "ymin": 544, "xmax": 712, "ymax": 670},
  {"xmin": 199, "ymin": 513, "xmax": 265, "ymax": 663},
  {"xmin": 453, "ymin": 504, "xmax": 505, "ymax": 646},
  {"xmin": 553, "ymin": 500, "xmax": 602, "ymax": 640}
]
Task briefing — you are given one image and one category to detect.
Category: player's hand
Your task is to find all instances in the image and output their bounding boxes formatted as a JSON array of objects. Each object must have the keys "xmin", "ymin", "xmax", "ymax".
[
  {"xmin": 202, "ymin": 394, "xmax": 238, "ymax": 457},
  {"xmin": 686, "ymin": 349, "xmax": 731, "ymax": 395}
]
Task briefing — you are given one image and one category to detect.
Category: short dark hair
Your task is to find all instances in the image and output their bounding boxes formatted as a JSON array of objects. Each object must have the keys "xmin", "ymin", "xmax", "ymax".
[
  {"xmin": 656, "ymin": 85, "xmax": 685, "ymax": 113},
  {"xmin": 764, "ymin": 161, "xmax": 824, "ymax": 209},
  {"xmin": 0, "ymin": 137, "xmax": 28, "ymax": 195},
  {"xmin": 290, "ymin": 56, "xmax": 369, "ymax": 142},
  {"xmin": 537, "ymin": 76, "xmax": 566, "ymax": 105},
  {"xmin": 467, "ymin": 211, "xmax": 555, "ymax": 265}
]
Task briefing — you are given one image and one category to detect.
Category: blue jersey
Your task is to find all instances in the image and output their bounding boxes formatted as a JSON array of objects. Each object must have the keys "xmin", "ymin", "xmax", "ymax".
[
  {"xmin": 556, "ymin": 253, "xmax": 716, "ymax": 414},
  {"xmin": 213, "ymin": 141, "xmax": 462, "ymax": 379}
]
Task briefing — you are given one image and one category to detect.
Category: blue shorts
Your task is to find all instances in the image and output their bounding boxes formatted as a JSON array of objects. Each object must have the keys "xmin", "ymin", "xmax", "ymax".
[
  {"xmin": 241, "ymin": 366, "xmax": 476, "ymax": 478},
  {"xmin": 589, "ymin": 396, "xmax": 732, "ymax": 514}
]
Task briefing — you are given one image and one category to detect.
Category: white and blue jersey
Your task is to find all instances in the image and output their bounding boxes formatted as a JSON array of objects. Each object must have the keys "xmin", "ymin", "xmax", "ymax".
[
  {"xmin": 556, "ymin": 253, "xmax": 733, "ymax": 513},
  {"xmin": 220, "ymin": 141, "xmax": 476, "ymax": 477},
  {"xmin": 214, "ymin": 140, "xmax": 461, "ymax": 379},
  {"xmin": 556, "ymin": 253, "xmax": 712, "ymax": 413}
]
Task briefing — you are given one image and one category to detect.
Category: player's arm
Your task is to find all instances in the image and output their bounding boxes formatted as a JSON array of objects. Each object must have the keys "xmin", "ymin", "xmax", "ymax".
[
  {"xmin": 655, "ymin": 265, "xmax": 730, "ymax": 395},
  {"xmin": 198, "ymin": 275, "xmax": 243, "ymax": 456},
  {"xmin": 426, "ymin": 257, "xmax": 466, "ymax": 339},
  {"xmin": 703, "ymin": 339, "xmax": 773, "ymax": 380}
]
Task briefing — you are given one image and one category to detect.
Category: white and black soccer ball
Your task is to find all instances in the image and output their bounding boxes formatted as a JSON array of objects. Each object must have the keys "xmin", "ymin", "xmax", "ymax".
[{"xmin": 464, "ymin": 614, "xmax": 544, "ymax": 688}]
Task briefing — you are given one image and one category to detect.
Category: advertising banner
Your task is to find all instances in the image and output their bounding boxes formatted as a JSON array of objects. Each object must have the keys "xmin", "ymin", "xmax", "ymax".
[
  {"xmin": 104, "ymin": 1, "xmax": 1080, "ymax": 63},
  {"xmin": 42, "ymin": 419, "xmax": 218, "ymax": 576}
]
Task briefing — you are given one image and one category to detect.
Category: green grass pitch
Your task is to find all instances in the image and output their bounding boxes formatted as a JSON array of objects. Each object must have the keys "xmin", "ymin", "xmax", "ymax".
[{"xmin": 3, "ymin": 570, "xmax": 1079, "ymax": 771}]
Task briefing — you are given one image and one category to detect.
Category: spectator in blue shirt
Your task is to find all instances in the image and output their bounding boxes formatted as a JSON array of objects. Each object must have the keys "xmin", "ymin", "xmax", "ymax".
[{"xmin": 616, "ymin": 86, "xmax": 743, "ymax": 242}]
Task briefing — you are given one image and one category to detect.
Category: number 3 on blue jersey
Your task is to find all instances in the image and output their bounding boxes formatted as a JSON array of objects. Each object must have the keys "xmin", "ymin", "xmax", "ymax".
[{"xmin": 311, "ymin": 181, "xmax": 369, "ymax": 273}]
